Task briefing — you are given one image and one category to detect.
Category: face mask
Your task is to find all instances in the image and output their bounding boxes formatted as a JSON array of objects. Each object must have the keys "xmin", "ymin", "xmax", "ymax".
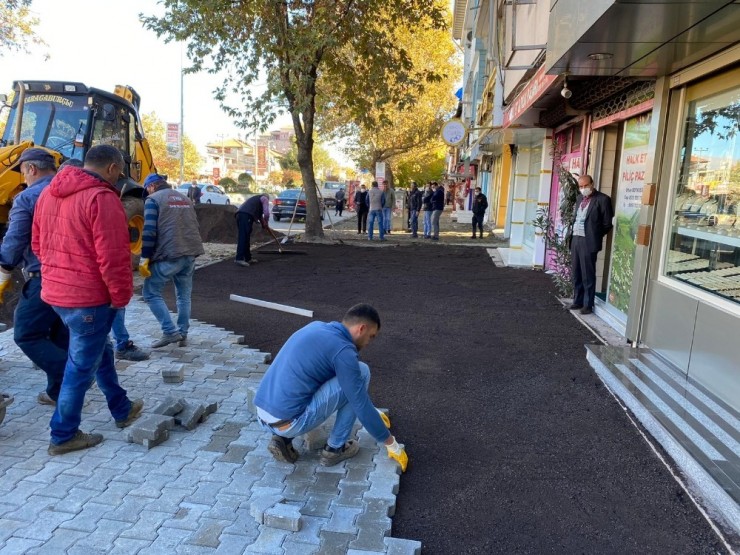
[{"xmin": 579, "ymin": 187, "xmax": 592, "ymax": 197}]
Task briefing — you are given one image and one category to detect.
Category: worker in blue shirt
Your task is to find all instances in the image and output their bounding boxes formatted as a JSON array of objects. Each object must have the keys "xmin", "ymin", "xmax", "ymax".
[
  {"xmin": 254, "ymin": 304, "xmax": 408, "ymax": 471},
  {"xmin": 0, "ymin": 148, "xmax": 67, "ymax": 405}
]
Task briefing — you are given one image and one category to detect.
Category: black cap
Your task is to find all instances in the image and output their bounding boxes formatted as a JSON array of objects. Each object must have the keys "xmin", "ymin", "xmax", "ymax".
[{"xmin": 12, "ymin": 147, "xmax": 56, "ymax": 172}]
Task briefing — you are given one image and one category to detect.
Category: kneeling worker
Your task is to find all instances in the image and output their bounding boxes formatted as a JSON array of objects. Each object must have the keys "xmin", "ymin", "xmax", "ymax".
[{"xmin": 254, "ymin": 304, "xmax": 408, "ymax": 471}]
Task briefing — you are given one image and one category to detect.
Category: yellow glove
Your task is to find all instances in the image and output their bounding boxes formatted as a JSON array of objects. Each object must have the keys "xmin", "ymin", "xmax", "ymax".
[
  {"xmin": 138, "ymin": 258, "xmax": 151, "ymax": 278},
  {"xmin": 0, "ymin": 270, "xmax": 12, "ymax": 304},
  {"xmin": 378, "ymin": 409, "xmax": 391, "ymax": 429},
  {"xmin": 385, "ymin": 437, "xmax": 408, "ymax": 472}
]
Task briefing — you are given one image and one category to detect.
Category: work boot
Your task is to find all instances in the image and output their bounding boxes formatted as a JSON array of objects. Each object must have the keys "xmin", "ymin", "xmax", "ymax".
[
  {"xmin": 115, "ymin": 399, "xmax": 144, "ymax": 428},
  {"xmin": 115, "ymin": 341, "xmax": 149, "ymax": 361},
  {"xmin": 37, "ymin": 391, "xmax": 56, "ymax": 406},
  {"xmin": 151, "ymin": 332, "xmax": 183, "ymax": 348},
  {"xmin": 320, "ymin": 440, "xmax": 360, "ymax": 467},
  {"xmin": 268, "ymin": 435, "xmax": 299, "ymax": 463},
  {"xmin": 178, "ymin": 335, "xmax": 188, "ymax": 347},
  {"xmin": 48, "ymin": 430, "xmax": 103, "ymax": 456},
  {"xmin": 249, "ymin": 258, "xmax": 259, "ymax": 264}
]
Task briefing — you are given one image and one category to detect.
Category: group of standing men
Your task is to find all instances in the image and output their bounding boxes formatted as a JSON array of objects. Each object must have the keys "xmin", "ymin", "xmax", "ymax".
[{"xmin": 0, "ymin": 145, "xmax": 203, "ymax": 455}]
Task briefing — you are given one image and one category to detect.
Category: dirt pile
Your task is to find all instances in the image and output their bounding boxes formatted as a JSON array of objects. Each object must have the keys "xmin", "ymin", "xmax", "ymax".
[{"xmin": 194, "ymin": 204, "xmax": 280, "ymax": 244}]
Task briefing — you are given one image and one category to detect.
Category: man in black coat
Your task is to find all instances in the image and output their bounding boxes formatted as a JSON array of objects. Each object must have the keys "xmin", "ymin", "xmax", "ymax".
[
  {"xmin": 407, "ymin": 182, "xmax": 422, "ymax": 238},
  {"xmin": 235, "ymin": 194, "xmax": 270, "ymax": 267},
  {"xmin": 569, "ymin": 175, "xmax": 613, "ymax": 315},
  {"xmin": 471, "ymin": 186, "xmax": 488, "ymax": 238},
  {"xmin": 354, "ymin": 185, "xmax": 369, "ymax": 234}
]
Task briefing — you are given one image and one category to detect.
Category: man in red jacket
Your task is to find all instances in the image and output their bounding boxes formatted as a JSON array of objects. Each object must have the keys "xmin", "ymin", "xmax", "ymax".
[{"xmin": 32, "ymin": 145, "xmax": 143, "ymax": 455}]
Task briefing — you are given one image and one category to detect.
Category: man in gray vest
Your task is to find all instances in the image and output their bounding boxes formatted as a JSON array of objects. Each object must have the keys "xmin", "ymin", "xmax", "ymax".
[
  {"xmin": 139, "ymin": 173, "xmax": 205, "ymax": 348},
  {"xmin": 367, "ymin": 181, "xmax": 386, "ymax": 241}
]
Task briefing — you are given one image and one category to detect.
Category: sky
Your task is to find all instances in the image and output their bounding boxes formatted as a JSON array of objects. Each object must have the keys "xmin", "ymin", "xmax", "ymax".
[{"xmin": 4, "ymin": 0, "xmax": 321, "ymax": 158}]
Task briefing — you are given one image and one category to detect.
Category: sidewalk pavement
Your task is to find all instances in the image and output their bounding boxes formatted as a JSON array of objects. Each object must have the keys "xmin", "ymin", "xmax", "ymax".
[{"xmin": 0, "ymin": 296, "xmax": 416, "ymax": 554}]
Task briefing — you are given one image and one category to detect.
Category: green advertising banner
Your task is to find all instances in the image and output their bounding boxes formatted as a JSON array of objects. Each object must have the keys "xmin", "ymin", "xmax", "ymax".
[{"xmin": 607, "ymin": 113, "xmax": 652, "ymax": 315}]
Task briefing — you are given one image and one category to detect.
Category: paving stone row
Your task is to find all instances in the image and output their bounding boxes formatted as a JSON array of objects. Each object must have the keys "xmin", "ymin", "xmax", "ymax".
[{"xmin": 0, "ymin": 292, "xmax": 420, "ymax": 553}]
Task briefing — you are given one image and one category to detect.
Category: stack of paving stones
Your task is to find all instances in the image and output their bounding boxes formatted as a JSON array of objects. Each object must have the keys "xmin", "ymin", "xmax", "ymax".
[{"xmin": 0, "ymin": 296, "xmax": 420, "ymax": 553}]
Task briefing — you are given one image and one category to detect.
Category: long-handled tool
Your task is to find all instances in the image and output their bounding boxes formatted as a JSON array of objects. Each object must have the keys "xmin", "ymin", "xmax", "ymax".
[{"xmin": 260, "ymin": 225, "xmax": 307, "ymax": 255}]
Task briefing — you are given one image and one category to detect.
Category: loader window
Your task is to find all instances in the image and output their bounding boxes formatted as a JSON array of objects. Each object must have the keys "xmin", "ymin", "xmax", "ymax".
[
  {"xmin": 1, "ymin": 93, "xmax": 89, "ymax": 158},
  {"xmin": 91, "ymin": 103, "xmax": 129, "ymax": 156}
]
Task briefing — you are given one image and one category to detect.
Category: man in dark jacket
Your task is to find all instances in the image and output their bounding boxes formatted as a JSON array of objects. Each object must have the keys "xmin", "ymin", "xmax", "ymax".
[
  {"xmin": 140, "ymin": 173, "xmax": 205, "ymax": 347},
  {"xmin": 422, "ymin": 183, "xmax": 433, "ymax": 238},
  {"xmin": 471, "ymin": 186, "xmax": 488, "ymax": 239},
  {"xmin": 235, "ymin": 194, "xmax": 270, "ymax": 267},
  {"xmin": 569, "ymin": 175, "xmax": 613, "ymax": 315},
  {"xmin": 407, "ymin": 182, "xmax": 422, "ymax": 238},
  {"xmin": 430, "ymin": 183, "xmax": 445, "ymax": 241},
  {"xmin": 354, "ymin": 184, "xmax": 369, "ymax": 234},
  {"xmin": 0, "ymin": 148, "xmax": 67, "ymax": 406}
]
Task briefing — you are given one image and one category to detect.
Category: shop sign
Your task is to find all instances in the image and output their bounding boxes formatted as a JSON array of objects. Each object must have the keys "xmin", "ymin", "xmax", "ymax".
[
  {"xmin": 607, "ymin": 112, "xmax": 652, "ymax": 314},
  {"xmin": 502, "ymin": 65, "xmax": 557, "ymax": 128},
  {"xmin": 166, "ymin": 122, "xmax": 180, "ymax": 158},
  {"xmin": 592, "ymin": 99, "xmax": 654, "ymax": 130}
]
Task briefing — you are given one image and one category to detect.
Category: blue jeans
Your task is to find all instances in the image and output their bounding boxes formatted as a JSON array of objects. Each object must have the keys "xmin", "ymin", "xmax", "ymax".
[
  {"xmin": 142, "ymin": 256, "xmax": 195, "ymax": 337},
  {"xmin": 423, "ymin": 210, "xmax": 432, "ymax": 237},
  {"xmin": 383, "ymin": 207, "xmax": 392, "ymax": 232},
  {"xmin": 13, "ymin": 277, "xmax": 68, "ymax": 401},
  {"xmin": 368, "ymin": 210, "xmax": 385, "ymax": 240},
  {"xmin": 259, "ymin": 362, "xmax": 371, "ymax": 449},
  {"xmin": 51, "ymin": 304, "xmax": 131, "ymax": 444},
  {"xmin": 110, "ymin": 308, "xmax": 128, "ymax": 351},
  {"xmin": 410, "ymin": 210, "xmax": 419, "ymax": 236},
  {"xmin": 431, "ymin": 209, "xmax": 443, "ymax": 238}
]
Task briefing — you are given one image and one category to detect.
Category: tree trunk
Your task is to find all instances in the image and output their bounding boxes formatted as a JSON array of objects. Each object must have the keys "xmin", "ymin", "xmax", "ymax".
[{"xmin": 295, "ymin": 136, "xmax": 324, "ymax": 240}]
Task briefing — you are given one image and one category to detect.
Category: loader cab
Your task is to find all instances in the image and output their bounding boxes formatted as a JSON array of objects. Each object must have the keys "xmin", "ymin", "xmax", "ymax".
[{"xmin": 0, "ymin": 81, "xmax": 147, "ymax": 183}]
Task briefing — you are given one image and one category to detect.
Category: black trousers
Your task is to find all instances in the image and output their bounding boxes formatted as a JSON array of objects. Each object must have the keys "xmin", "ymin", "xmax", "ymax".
[
  {"xmin": 236, "ymin": 213, "xmax": 255, "ymax": 261},
  {"xmin": 571, "ymin": 235, "xmax": 598, "ymax": 308},
  {"xmin": 472, "ymin": 214, "xmax": 484, "ymax": 235},
  {"xmin": 357, "ymin": 208, "xmax": 368, "ymax": 233}
]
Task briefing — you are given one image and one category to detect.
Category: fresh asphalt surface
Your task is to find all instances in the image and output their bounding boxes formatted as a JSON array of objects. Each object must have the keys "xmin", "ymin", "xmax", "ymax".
[{"xmin": 178, "ymin": 242, "xmax": 725, "ymax": 554}]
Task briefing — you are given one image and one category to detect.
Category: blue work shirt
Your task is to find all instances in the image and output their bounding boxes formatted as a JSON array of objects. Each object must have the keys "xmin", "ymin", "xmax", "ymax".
[
  {"xmin": 254, "ymin": 321, "xmax": 390, "ymax": 443},
  {"xmin": 0, "ymin": 174, "xmax": 54, "ymax": 273}
]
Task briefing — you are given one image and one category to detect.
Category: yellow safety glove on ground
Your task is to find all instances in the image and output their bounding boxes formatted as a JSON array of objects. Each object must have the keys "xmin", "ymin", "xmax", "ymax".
[
  {"xmin": 0, "ymin": 270, "xmax": 12, "ymax": 303},
  {"xmin": 386, "ymin": 437, "xmax": 408, "ymax": 472},
  {"xmin": 138, "ymin": 258, "xmax": 151, "ymax": 278},
  {"xmin": 378, "ymin": 409, "xmax": 391, "ymax": 429}
]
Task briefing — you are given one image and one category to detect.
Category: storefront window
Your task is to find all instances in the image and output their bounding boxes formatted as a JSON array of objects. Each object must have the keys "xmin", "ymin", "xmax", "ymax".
[{"xmin": 665, "ymin": 74, "xmax": 740, "ymax": 304}]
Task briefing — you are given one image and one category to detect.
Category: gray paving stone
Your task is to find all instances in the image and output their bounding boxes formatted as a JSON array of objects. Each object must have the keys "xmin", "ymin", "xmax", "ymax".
[
  {"xmin": 58, "ymin": 501, "xmax": 118, "ymax": 532},
  {"xmin": 282, "ymin": 541, "xmax": 321, "ymax": 554},
  {"xmin": 246, "ymin": 386, "xmax": 258, "ymax": 414},
  {"xmin": 263, "ymin": 502, "xmax": 302, "ymax": 531},
  {"xmin": 384, "ymin": 536, "xmax": 423, "ymax": 555},
  {"xmin": 324, "ymin": 505, "xmax": 362, "ymax": 534},
  {"xmin": 249, "ymin": 493, "xmax": 285, "ymax": 524},
  {"xmin": 299, "ymin": 493, "xmax": 334, "ymax": 518},
  {"xmin": 126, "ymin": 413, "xmax": 176, "ymax": 449},
  {"xmin": 1, "ymin": 537, "xmax": 44, "ymax": 553},
  {"xmin": 318, "ymin": 530, "xmax": 357, "ymax": 555},
  {"xmin": 73, "ymin": 517, "xmax": 134, "ymax": 550},
  {"xmin": 185, "ymin": 521, "xmax": 226, "ymax": 548},
  {"xmin": 25, "ymin": 529, "xmax": 86, "ymax": 554},
  {"xmin": 13, "ymin": 509, "xmax": 75, "ymax": 541},
  {"xmin": 245, "ymin": 525, "xmax": 289, "ymax": 554},
  {"xmin": 215, "ymin": 533, "xmax": 255, "ymax": 554},
  {"xmin": 175, "ymin": 400, "xmax": 207, "ymax": 431},
  {"xmin": 335, "ymin": 483, "xmax": 370, "ymax": 508},
  {"xmin": 220, "ymin": 507, "xmax": 261, "ymax": 538},
  {"xmin": 108, "ymin": 537, "xmax": 153, "ymax": 555}
]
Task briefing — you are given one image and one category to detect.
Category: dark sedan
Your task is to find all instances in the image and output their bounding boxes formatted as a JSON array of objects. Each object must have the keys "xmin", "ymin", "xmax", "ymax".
[{"xmin": 271, "ymin": 189, "xmax": 325, "ymax": 221}]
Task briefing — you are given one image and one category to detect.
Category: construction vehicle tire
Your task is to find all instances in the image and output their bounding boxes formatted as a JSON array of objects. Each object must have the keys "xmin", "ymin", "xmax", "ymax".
[{"xmin": 122, "ymin": 196, "xmax": 145, "ymax": 269}]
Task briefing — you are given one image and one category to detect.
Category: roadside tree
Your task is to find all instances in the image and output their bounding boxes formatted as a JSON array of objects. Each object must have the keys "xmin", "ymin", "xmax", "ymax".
[
  {"xmin": 142, "ymin": 112, "xmax": 202, "ymax": 182},
  {"xmin": 142, "ymin": 1, "xmax": 445, "ymax": 240},
  {"xmin": 0, "ymin": 0, "xmax": 45, "ymax": 55}
]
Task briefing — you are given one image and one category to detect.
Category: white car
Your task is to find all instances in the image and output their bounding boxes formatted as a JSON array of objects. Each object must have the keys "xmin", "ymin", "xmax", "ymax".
[{"xmin": 177, "ymin": 183, "xmax": 231, "ymax": 205}]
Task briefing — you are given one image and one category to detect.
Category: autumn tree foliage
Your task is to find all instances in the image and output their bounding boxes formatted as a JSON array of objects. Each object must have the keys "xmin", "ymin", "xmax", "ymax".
[
  {"xmin": 0, "ymin": 0, "xmax": 44, "ymax": 55},
  {"xmin": 320, "ymin": 2, "xmax": 460, "ymax": 187},
  {"xmin": 142, "ymin": 1, "xmax": 446, "ymax": 240},
  {"xmin": 141, "ymin": 112, "xmax": 203, "ymax": 183}
]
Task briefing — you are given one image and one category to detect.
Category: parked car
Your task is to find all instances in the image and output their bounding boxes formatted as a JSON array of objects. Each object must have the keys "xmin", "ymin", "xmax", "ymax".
[
  {"xmin": 176, "ymin": 183, "xmax": 231, "ymax": 205},
  {"xmin": 271, "ymin": 189, "xmax": 325, "ymax": 221}
]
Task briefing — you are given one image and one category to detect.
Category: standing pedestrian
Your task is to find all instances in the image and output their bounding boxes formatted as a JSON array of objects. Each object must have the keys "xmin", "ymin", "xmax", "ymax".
[
  {"xmin": 187, "ymin": 179, "xmax": 202, "ymax": 205},
  {"xmin": 383, "ymin": 181, "xmax": 395, "ymax": 235},
  {"xmin": 32, "ymin": 144, "xmax": 143, "ymax": 455},
  {"xmin": 335, "ymin": 188, "xmax": 346, "ymax": 217},
  {"xmin": 0, "ymin": 148, "xmax": 67, "ymax": 406},
  {"xmin": 407, "ymin": 182, "xmax": 422, "ymax": 238},
  {"xmin": 471, "ymin": 186, "xmax": 488, "ymax": 239},
  {"xmin": 139, "ymin": 173, "xmax": 205, "ymax": 348},
  {"xmin": 569, "ymin": 175, "xmax": 613, "ymax": 315},
  {"xmin": 367, "ymin": 181, "xmax": 386, "ymax": 241},
  {"xmin": 235, "ymin": 194, "xmax": 270, "ymax": 267},
  {"xmin": 430, "ymin": 182, "xmax": 445, "ymax": 241},
  {"xmin": 422, "ymin": 183, "xmax": 433, "ymax": 239},
  {"xmin": 254, "ymin": 303, "xmax": 408, "ymax": 471},
  {"xmin": 354, "ymin": 184, "xmax": 369, "ymax": 234}
]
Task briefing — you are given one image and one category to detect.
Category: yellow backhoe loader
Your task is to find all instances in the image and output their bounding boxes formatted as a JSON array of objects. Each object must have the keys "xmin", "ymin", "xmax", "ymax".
[{"xmin": 0, "ymin": 80, "xmax": 159, "ymax": 265}]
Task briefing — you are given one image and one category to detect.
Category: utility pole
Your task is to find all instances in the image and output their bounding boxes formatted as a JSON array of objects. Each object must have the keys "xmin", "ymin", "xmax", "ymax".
[{"xmin": 179, "ymin": 46, "xmax": 185, "ymax": 184}]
